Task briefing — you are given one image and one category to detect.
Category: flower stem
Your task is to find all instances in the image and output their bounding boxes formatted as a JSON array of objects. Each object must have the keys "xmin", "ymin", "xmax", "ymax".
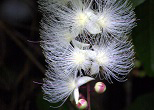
[{"xmin": 87, "ymin": 83, "xmax": 91, "ymax": 110}]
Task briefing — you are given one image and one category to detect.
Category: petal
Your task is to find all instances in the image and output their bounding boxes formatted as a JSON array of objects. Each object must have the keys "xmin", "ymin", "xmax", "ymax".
[
  {"xmin": 86, "ymin": 22, "xmax": 101, "ymax": 34},
  {"xmin": 73, "ymin": 88, "xmax": 79, "ymax": 104},
  {"xmin": 85, "ymin": 50, "xmax": 97, "ymax": 60},
  {"xmin": 91, "ymin": 62, "xmax": 100, "ymax": 75},
  {"xmin": 76, "ymin": 76, "xmax": 94, "ymax": 87},
  {"xmin": 72, "ymin": 39, "xmax": 90, "ymax": 49}
]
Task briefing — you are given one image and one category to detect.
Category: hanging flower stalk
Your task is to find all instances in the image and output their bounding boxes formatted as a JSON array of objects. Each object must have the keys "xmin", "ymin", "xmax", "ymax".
[{"xmin": 39, "ymin": 0, "xmax": 136, "ymax": 109}]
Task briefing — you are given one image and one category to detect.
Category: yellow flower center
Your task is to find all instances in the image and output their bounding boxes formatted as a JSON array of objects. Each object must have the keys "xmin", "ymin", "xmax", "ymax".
[
  {"xmin": 73, "ymin": 50, "xmax": 86, "ymax": 65},
  {"xmin": 96, "ymin": 52, "xmax": 109, "ymax": 65},
  {"xmin": 75, "ymin": 12, "xmax": 88, "ymax": 27},
  {"xmin": 98, "ymin": 16, "xmax": 109, "ymax": 28}
]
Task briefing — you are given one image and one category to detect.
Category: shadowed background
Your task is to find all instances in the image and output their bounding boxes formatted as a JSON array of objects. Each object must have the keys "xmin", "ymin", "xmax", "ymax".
[{"xmin": 0, "ymin": 0, "xmax": 154, "ymax": 110}]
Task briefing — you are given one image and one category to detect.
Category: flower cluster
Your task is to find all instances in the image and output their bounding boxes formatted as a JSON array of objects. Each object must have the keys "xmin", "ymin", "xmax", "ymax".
[{"xmin": 39, "ymin": 0, "xmax": 136, "ymax": 108}]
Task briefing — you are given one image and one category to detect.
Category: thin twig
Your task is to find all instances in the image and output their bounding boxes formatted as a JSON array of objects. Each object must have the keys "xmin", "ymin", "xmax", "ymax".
[
  {"xmin": 16, "ymin": 59, "xmax": 31, "ymax": 84},
  {"xmin": 87, "ymin": 83, "xmax": 91, "ymax": 110},
  {"xmin": 0, "ymin": 21, "xmax": 45, "ymax": 74}
]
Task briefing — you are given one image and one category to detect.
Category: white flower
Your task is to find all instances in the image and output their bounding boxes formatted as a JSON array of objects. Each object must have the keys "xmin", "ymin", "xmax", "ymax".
[
  {"xmin": 44, "ymin": 0, "xmax": 99, "ymax": 36},
  {"xmin": 40, "ymin": 22, "xmax": 75, "ymax": 47},
  {"xmin": 92, "ymin": 0, "xmax": 136, "ymax": 40},
  {"xmin": 42, "ymin": 68, "xmax": 94, "ymax": 107},
  {"xmin": 40, "ymin": 20, "xmax": 90, "ymax": 49},
  {"xmin": 39, "ymin": 0, "xmax": 137, "ymax": 108},
  {"xmin": 40, "ymin": 11, "xmax": 91, "ymax": 48},
  {"xmin": 90, "ymin": 39, "xmax": 134, "ymax": 82},
  {"xmin": 42, "ymin": 43, "xmax": 92, "ymax": 76}
]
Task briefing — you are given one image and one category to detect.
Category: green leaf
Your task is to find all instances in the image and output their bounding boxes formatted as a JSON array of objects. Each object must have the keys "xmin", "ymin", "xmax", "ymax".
[
  {"xmin": 127, "ymin": 92, "xmax": 154, "ymax": 110},
  {"xmin": 132, "ymin": 0, "xmax": 154, "ymax": 77},
  {"xmin": 130, "ymin": 0, "xmax": 146, "ymax": 7}
]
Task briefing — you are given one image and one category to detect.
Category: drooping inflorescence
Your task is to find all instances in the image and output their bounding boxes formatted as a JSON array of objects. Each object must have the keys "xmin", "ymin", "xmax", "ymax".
[
  {"xmin": 42, "ymin": 66, "xmax": 94, "ymax": 107},
  {"xmin": 39, "ymin": 0, "xmax": 136, "ymax": 108}
]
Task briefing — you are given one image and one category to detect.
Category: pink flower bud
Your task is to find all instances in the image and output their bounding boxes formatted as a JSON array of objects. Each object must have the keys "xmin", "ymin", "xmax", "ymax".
[
  {"xmin": 77, "ymin": 99, "xmax": 87, "ymax": 110},
  {"xmin": 94, "ymin": 82, "xmax": 106, "ymax": 94}
]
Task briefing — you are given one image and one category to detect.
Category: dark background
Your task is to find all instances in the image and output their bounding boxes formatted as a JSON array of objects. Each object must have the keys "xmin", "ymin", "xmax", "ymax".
[{"xmin": 0, "ymin": 0, "xmax": 154, "ymax": 110}]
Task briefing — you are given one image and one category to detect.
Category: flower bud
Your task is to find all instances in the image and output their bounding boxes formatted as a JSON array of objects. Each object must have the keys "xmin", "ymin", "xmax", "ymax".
[
  {"xmin": 77, "ymin": 99, "xmax": 87, "ymax": 110},
  {"xmin": 94, "ymin": 82, "xmax": 106, "ymax": 94}
]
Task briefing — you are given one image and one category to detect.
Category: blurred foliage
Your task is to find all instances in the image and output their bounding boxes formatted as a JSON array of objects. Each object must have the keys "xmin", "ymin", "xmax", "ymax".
[
  {"xmin": 36, "ymin": 93, "xmax": 51, "ymax": 110},
  {"xmin": 130, "ymin": 0, "xmax": 146, "ymax": 8},
  {"xmin": 127, "ymin": 92, "xmax": 154, "ymax": 110},
  {"xmin": 36, "ymin": 92, "xmax": 70, "ymax": 110},
  {"xmin": 132, "ymin": 0, "xmax": 154, "ymax": 77}
]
